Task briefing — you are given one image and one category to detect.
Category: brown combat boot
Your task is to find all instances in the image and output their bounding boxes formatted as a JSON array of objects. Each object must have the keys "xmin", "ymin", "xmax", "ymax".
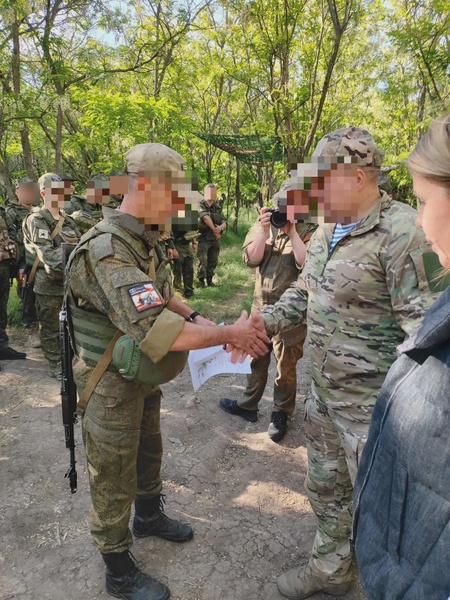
[{"xmin": 277, "ymin": 564, "xmax": 351, "ymax": 599}]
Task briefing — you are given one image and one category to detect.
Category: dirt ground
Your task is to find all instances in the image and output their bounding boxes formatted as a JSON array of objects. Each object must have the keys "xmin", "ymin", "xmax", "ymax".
[{"xmin": 0, "ymin": 329, "xmax": 365, "ymax": 600}]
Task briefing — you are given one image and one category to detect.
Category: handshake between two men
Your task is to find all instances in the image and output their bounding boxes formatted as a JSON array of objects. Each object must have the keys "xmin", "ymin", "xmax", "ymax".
[{"xmin": 166, "ymin": 295, "xmax": 271, "ymax": 362}]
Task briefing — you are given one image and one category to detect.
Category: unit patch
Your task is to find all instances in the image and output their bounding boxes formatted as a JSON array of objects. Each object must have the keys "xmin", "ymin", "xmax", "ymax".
[{"xmin": 128, "ymin": 283, "xmax": 163, "ymax": 313}]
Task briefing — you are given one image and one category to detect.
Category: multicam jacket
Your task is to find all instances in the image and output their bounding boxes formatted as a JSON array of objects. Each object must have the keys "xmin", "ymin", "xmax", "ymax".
[{"xmin": 260, "ymin": 192, "xmax": 439, "ymax": 419}]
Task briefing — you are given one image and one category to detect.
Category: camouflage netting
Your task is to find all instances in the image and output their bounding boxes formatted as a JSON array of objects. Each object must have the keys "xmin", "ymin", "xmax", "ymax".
[{"xmin": 195, "ymin": 133, "xmax": 284, "ymax": 165}]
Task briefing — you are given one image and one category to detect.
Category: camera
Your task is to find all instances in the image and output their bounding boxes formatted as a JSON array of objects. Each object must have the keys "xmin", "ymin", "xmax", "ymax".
[{"xmin": 268, "ymin": 209, "xmax": 288, "ymax": 229}]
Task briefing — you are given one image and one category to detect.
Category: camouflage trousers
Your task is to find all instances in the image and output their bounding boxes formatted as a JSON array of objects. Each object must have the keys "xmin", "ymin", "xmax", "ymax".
[
  {"xmin": 304, "ymin": 382, "xmax": 369, "ymax": 584},
  {"xmin": 238, "ymin": 325, "xmax": 307, "ymax": 416},
  {"xmin": 172, "ymin": 252, "xmax": 194, "ymax": 297},
  {"xmin": 73, "ymin": 359, "xmax": 163, "ymax": 554},
  {"xmin": 197, "ymin": 239, "xmax": 220, "ymax": 281},
  {"xmin": 35, "ymin": 293, "xmax": 62, "ymax": 366},
  {"xmin": 0, "ymin": 262, "xmax": 10, "ymax": 350}
]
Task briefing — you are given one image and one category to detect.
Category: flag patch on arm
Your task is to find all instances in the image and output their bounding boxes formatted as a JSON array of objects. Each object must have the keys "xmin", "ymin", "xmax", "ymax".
[{"xmin": 128, "ymin": 283, "xmax": 163, "ymax": 313}]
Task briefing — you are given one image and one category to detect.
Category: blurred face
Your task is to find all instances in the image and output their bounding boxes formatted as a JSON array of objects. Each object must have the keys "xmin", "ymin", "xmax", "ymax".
[
  {"xmin": 204, "ymin": 185, "xmax": 217, "ymax": 203},
  {"xmin": 129, "ymin": 172, "xmax": 199, "ymax": 231},
  {"xmin": 414, "ymin": 174, "xmax": 450, "ymax": 269},
  {"xmin": 41, "ymin": 181, "xmax": 73, "ymax": 210},
  {"xmin": 16, "ymin": 183, "xmax": 39, "ymax": 206},
  {"xmin": 86, "ymin": 180, "xmax": 110, "ymax": 205}
]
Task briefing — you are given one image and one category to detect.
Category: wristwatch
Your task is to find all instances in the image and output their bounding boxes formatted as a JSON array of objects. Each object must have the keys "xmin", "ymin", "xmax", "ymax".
[{"xmin": 186, "ymin": 311, "xmax": 201, "ymax": 322}]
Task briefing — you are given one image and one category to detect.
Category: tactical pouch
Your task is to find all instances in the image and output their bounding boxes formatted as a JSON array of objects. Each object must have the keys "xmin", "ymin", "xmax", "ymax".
[{"xmin": 112, "ymin": 334, "xmax": 187, "ymax": 387}]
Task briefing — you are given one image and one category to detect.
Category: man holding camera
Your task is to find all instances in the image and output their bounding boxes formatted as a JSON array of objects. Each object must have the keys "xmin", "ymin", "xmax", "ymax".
[{"xmin": 220, "ymin": 198, "xmax": 317, "ymax": 441}]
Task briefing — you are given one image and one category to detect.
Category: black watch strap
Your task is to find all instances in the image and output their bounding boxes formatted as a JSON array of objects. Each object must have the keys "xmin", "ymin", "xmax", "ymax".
[{"xmin": 186, "ymin": 311, "xmax": 200, "ymax": 322}]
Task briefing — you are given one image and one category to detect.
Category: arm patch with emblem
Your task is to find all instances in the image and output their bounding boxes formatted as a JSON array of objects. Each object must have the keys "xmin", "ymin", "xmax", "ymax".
[{"xmin": 128, "ymin": 283, "xmax": 163, "ymax": 313}]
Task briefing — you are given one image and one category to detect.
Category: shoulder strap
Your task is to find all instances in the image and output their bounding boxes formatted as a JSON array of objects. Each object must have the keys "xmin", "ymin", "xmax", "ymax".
[
  {"xmin": 76, "ymin": 329, "xmax": 123, "ymax": 415},
  {"xmin": 28, "ymin": 214, "xmax": 65, "ymax": 286}
]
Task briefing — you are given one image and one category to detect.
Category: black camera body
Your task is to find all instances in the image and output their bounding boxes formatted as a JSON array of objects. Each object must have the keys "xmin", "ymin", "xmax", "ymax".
[{"xmin": 268, "ymin": 209, "xmax": 288, "ymax": 229}]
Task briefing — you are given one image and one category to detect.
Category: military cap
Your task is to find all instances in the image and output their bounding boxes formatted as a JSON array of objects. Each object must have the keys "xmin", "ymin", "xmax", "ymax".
[
  {"xmin": 15, "ymin": 177, "xmax": 37, "ymax": 189},
  {"xmin": 38, "ymin": 172, "xmax": 63, "ymax": 191},
  {"xmin": 312, "ymin": 126, "xmax": 384, "ymax": 167},
  {"xmin": 87, "ymin": 173, "xmax": 110, "ymax": 187},
  {"xmin": 60, "ymin": 172, "xmax": 76, "ymax": 181},
  {"xmin": 125, "ymin": 143, "xmax": 187, "ymax": 175}
]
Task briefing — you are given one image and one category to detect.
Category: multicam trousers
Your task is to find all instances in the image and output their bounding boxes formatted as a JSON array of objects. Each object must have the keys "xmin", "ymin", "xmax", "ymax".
[{"xmin": 304, "ymin": 382, "xmax": 369, "ymax": 584}]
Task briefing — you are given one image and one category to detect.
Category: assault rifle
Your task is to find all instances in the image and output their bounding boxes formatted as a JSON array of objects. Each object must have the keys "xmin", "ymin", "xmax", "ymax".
[{"xmin": 59, "ymin": 243, "xmax": 77, "ymax": 493}]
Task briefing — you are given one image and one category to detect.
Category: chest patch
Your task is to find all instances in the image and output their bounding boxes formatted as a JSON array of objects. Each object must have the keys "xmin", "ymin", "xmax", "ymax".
[
  {"xmin": 38, "ymin": 229, "xmax": 49, "ymax": 240},
  {"xmin": 128, "ymin": 283, "xmax": 163, "ymax": 312}
]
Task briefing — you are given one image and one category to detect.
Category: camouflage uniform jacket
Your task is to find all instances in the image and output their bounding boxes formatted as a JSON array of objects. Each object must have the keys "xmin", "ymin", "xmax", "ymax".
[
  {"xmin": 260, "ymin": 192, "xmax": 438, "ymax": 419},
  {"xmin": 243, "ymin": 220, "xmax": 318, "ymax": 311},
  {"xmin": 67, "ymin": 195, "xmax": 103, "ymax": 218},
  {"xmin": 4, "ymin": 201, "xmax": 31, "ymax": 269},
  {"xmin": 0, "ymin": 207, "xmax": 16, "ymax": 264},
  {"xmin": 172, "ymin": 231, "xmax": 197, "ymax": 258},
  {"xmin": 23, "ymin": 207, "xmax": 80, "ymax": 296},
  {"xmin": 67, "ymin": 208, "xmax": 185, "ymax": 364},
  {"xmin": 198, "ymin": 200, "xmax": 226, "ymax": 242}
]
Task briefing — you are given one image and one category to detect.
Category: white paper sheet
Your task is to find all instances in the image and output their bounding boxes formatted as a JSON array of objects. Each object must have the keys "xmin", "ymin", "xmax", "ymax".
[{"xmin": 188, "ymin": 344, "xmax": 251, "ymax": 391}]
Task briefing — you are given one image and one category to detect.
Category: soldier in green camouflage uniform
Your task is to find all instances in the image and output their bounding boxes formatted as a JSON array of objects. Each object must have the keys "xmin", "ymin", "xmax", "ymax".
[
  {"xmin": 170, "ymin": 230, "xmax": 198, "ymax": 298},
  {"xmin": 66, "ymin": 142, "xmax": 270, "ymax": 600},
  {"xmin": 220, "ymin": 202, "xmax": 317, "ymax": 440},
  {"xmin": 259, "ymin": 127, "xmax": 440, "ymax": 600},
  {"xmin": 23, "ymin": 173, "xmax": 80, "ymax": 377},
  {"xmin": 4, "ymin": 178, "xmax": 40, "ymax": 325},
  {"xmin": 66, "ymin": 174, "xmax": 109, "ymax": 234},
  {"xmin": 0, "ymin": 206, "xmax": 27, "ymax": 362},
  {"xmin": 197, "ymin": 183, "xmax": 227, "ymax": 286}
]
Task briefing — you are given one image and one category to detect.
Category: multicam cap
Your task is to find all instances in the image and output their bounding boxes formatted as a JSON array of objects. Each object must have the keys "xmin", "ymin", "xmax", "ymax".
[
  {"xmin": 38, "ymin": 172, "xmax": 63, "ymax": 191},
  {"xmin": 312, "ymin": 126, "xmax": 384, "ymax": 167},
  {"xmin": 15, "ymin": 177, "xmax": 37, "ymax": 189},
  {"xmin": 125, "ymin": 143, "xmax": 187, "ymax": 175}
]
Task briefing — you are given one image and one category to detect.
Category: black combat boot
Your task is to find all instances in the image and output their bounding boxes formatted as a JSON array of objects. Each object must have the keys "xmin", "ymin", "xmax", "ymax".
[
  {"xmin": 206, "ymin": 277, "xmax": 215, "ymax": 287},
  {"xmin": 198, "ymin": 278, "xmax": 206, "ymax": 288},
  {"xmin": 133, "ymin": 495, "xmax": 194, "ymax": 542},
  {"xmin": 102, "ymin": 550, "xmax": 170, "ymax": 600}
]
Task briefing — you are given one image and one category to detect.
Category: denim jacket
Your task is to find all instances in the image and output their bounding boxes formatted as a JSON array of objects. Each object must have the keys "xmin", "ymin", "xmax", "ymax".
[{"xmin": 353, "ymin": 285, "xmax": 450, "ymax": 600}]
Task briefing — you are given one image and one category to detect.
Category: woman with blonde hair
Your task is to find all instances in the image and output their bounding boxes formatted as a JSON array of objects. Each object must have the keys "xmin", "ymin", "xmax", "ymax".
[{"xmin": 353, "ymin": 113, "xmax": 450, "ymax": 600}]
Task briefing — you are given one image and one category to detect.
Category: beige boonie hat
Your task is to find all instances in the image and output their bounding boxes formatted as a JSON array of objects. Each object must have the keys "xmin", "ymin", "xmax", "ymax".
[
  {"xmin": 125, "ymin": 143, "xmax": 188, "ymax": 175},
  {"xmin": 38, "ymin": 172, "xmax": 63, "ymax": 191},
  {"xmin": 312, "ymin": 126, "xmax": 384, "ymax": 167}
]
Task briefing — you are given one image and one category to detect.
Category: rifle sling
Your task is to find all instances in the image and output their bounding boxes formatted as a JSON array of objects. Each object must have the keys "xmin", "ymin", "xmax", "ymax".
[
  {"xmin": 28, "ymin": 214, "xmax": 65, "ymax": 286},
  {"xmin": 76, "ymin": 329, "xmax": 123, "ymax": 415}
]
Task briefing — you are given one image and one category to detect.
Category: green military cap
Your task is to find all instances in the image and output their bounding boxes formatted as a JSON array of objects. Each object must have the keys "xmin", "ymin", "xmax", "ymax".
[
  {"xmin": 60, "ymin": 172, "xmax": 76, "ymax": 181},
  {"xmin": 15, "ymin": 177, "xmax": 37, "ymax": 189},
  {"xmin": 87, "ymin": 173, "xmax": 110, "ymax": 186}
]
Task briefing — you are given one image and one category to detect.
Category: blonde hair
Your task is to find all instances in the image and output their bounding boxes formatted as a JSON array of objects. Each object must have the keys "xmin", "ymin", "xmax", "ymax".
[{"xmin": 407, "ymin": 113, "xmax": 450, "ymax": 190}]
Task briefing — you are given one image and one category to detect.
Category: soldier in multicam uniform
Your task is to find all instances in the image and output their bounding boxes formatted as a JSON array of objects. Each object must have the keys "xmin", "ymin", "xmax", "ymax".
[
  {"xmin": 258, "ymin": 127, "xmax": 440, "ymax": 599},
  {"xmin": 66, "ymin": 143, "xmax": 270, "ymax": 600},
  {"xmin": 220, "ymin": 200, "xmax": 317, "ymax": 441},
  {"xmin": 197, "ymin": 183, "xmax": 227, "ymax": 287},
  {"xmin": 0, "ymin": 205, "xmax": 27, "ymax": 364},
  {"xmin": 23, "ymin": 173, "xmax": 80, "ymax": 377},
  {"xmin": 4, "ymin": 177, "xmax": 40, "ymax": 326}
]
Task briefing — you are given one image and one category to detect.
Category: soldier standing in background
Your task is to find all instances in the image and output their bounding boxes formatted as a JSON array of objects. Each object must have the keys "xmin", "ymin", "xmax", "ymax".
[
  {"xmin": 67, "ymin": 174, "xmax": 111, "ymax": 234},
  {"xmin": 0, "ymin": 206, "xmax": 26, "ymax": 363},
  {"xmin": 4, "ymin": 178, "xmax": 40, "ymax": 326},
  {"xmin": 220, "ymin": 201, "xmax": 317, "ymax": 441},
  {"xmin": 23, "ymin": 173, "xmax": 80, "ymax": 378},
  {"xmin": 170, "ymin": 230, "xmax": 198, "ymax": 298},
  {"xmin": 259, "ymin": 127, "xmax": 440, "ymax": 599},
  {"xmin": 197, "ymin": 183, "xmax": 227, "ymax": 287}
]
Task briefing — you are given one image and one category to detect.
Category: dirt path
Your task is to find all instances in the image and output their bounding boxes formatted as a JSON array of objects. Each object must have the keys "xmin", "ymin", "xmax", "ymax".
[{"xmin": 0, "ymin": 331, "xmax": 365, "ymax": 600}]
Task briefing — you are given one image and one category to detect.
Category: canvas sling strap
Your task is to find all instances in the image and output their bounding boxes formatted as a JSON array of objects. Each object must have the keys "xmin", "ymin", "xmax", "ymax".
[{"xmin": 28, "ymin": 214, "xmax": 65, "ymax": 286}]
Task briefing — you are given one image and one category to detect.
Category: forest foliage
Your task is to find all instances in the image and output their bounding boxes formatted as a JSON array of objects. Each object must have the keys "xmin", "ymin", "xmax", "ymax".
[{"xmin": 0, "ymin": 0, "xmax": 448, "ymax": 210}]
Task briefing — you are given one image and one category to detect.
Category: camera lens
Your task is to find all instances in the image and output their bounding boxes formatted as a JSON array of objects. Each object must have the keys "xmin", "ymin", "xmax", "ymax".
[{"xmin": 269, "ymin": 210, "xmax": 288, "ymax": 229}]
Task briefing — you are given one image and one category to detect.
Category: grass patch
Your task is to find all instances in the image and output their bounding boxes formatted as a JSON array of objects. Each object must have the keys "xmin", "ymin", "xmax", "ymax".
[
  {"xmin": 7, "ymin": 280, "xmax": 22, "ymax": 328},
  {"xmin": 180, "ymin": 209, "xmax": 258, "ymax": 322}
]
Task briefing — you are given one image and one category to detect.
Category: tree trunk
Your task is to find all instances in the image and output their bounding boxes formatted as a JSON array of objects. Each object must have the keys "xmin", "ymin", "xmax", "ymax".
[
  {"xmin": 232, "ymin": 158, "xmax": 241, "ymax": 231},
  {"xmin": 55, "ymin": 103, "xmax": 63, "ymax": 173}
]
